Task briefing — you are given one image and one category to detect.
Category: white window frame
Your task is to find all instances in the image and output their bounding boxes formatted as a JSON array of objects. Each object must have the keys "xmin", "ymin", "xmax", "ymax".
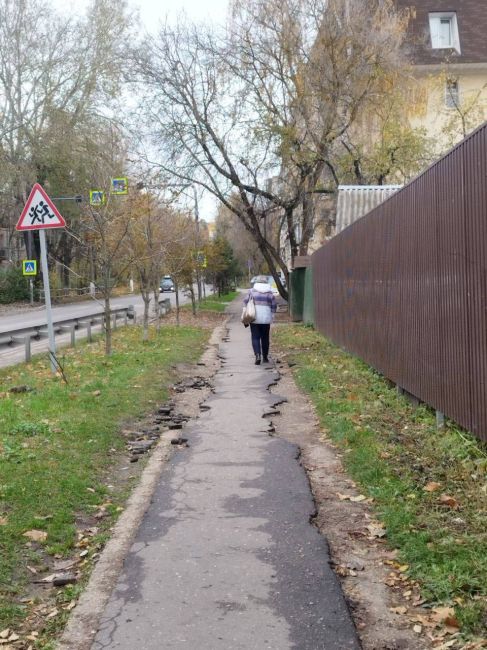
[
  {"xmin": 429, "ymin": 12, "xmax": 461, "ymax": 53},
  {"xmin": 445, "ymin": 78, "xmax": 460, "ymax": 109}
]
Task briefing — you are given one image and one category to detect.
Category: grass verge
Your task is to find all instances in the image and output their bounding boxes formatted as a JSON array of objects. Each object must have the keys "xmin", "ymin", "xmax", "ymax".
[
  {"xmin": 184, "ymin": 291, "xmax": 238, "ymax": 312},
  {"xmin": 274, "ymin": 324, "xmax": 487, "ymax": 641},
  {"xmin": 0, "ymin": 324, "xmax": 209, "ymax": 645}
]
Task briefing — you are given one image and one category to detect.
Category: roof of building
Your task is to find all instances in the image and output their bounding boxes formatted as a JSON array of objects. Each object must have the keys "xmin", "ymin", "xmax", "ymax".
[
  {"xmin": 335, "ymin": 185, "xmax": 402, "ymax": 234},
  {"xmin": 397, "ymin": 0, "xmax": 487, "ymax": 65}
]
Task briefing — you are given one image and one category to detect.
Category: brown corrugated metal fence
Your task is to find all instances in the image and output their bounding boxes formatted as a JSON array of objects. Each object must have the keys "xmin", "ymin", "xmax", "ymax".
[{"xmin": 313, "ymin": 123, "xmax": 487, "ymax": 442}]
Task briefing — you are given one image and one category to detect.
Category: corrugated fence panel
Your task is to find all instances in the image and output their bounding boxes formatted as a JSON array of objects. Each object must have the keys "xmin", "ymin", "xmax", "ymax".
[
  {"xmin": 464, "ymin": 127, "xmax": 487, "ymax": 438},
  {"xmin": 312, "ymin": 122, "xmax": 487, "ymax": 442}
]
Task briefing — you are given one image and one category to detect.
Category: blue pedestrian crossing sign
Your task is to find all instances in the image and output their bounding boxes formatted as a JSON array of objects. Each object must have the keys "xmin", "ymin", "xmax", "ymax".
[{"xmin": 22, "ymin": 260, "xmax": 37, "ymax": 276}]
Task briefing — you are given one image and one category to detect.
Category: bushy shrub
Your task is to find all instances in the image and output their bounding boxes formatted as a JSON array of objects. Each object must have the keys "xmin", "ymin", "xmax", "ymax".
[{"xmin": 0, "ymin": 266, "xmax": 30, "ymax": 303}]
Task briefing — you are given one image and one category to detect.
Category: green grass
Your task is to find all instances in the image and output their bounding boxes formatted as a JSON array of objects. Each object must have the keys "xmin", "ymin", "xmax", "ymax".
[
  {"xmin": 184, "ymin": 291, "xmax": 238, "ymax": 312},
  {"xmin": 0, "ymin": 324, "xmax": 209, "ymax": 640},
  {"xmin": 274, "ymin": 324, "xmax": 487, "ymax": 639}
]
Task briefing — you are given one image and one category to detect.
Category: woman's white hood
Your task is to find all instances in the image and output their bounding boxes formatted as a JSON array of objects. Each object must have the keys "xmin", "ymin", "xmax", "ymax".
[{"xmin": 253, "ymin": 282, "xmax": 272, "ymax": 293}]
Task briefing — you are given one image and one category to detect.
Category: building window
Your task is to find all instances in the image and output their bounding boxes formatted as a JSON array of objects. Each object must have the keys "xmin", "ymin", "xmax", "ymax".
[
  {"xmin": 445, "ymin": 78, "xmax": 459, "ymax": 108},
  {"xmin": 429, "ymin": 12, "xmax": 461, "ymax": 53}
]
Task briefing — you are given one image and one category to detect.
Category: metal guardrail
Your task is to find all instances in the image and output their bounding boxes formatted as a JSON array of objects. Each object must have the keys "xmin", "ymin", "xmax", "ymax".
[{"xmin": 0, "ymin": 298, "xmax": 172, "ymax": 363}]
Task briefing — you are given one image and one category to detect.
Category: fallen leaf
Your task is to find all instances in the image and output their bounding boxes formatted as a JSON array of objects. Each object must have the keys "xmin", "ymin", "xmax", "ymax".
[
  {"xmin": 390, "ymin": 606, "xmax": 408, "ymax": 615},
  {"xmin": 350, "ymin": 495, "xmax": 367, "ymax": 502},
  {"xmin": 0, "ymin": 631, "xmax": 9, "ymax": 640},
  {"xmin": 366, "ymin": 523, "xmax": 387, "ymax": 538},
  {"xmin": 46, "ymin": 608, "xmax": 59, "ymax": 619},
  {"xmin": 444, "ymin": 616, "xmax": 460, "ymax": 631},
  {"xmin": 438, "ymin": 494, "xmax": 459, "ymax": 509},
  {"xmin": 92, "ymin": 390, "xmax": 101, "ymax": 397},
  {"xmin": 334, "ymin": 565, "xmax": 349, "ymax": 577},
  {"xmin": 34, "ymin": 574, "xmax": 57, "ymax": 584},
  {"xmin": 23, "ymin": 530, "xmax": 47, "ymax": 542},
  {"xmin": 424, "ymin": 482, "xmax": 442, "ymax": 492},
  {"xmin": 337, "ymin": 493, "xmax": 351, "ymax": 501},
  {"xmin": 0, "ymin": 517, "xmax": 7, "ymax": 526},
  {"xmin": 413, "ymin": 624, "xmax": 422, "ymax": 634},
  {"xmin": 431, "ymin": 606, "xmax": 456, "ymax": 623},
  {"xmin": 398, "ymin": 564, "xmax": 409, "ymax": 573}
]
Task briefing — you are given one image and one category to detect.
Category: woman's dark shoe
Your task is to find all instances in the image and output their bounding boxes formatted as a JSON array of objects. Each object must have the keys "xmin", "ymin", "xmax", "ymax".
[
  {"xmin": 263, "ymin": 357, "xmax": 269, "ymax": 363},
  {"xmin": 255, "ymin": 354, "xmax": 261, "ymax": 365}
]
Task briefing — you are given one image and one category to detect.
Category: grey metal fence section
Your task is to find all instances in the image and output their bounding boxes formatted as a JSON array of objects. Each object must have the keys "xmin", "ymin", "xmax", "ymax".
[
  {"xmin": 0, "ymin": 298, "xmax": 172, "ymax": 364},
  {"xmin": 312, "ymin": 122, "xmax": 487, "ymax": 443}
]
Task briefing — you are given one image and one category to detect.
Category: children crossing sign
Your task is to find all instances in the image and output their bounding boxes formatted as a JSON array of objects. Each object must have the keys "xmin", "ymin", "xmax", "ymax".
[
  {"xmin": 22, "ymin": 260, "xmax": 37, "ymax": 276},
  {"xmin": 16, "ymin": 183, "xmax": 66, "ymax": 374},
  {"xmin": 16, "ymin": 183, "xmax": 66, "ymax": 231}
]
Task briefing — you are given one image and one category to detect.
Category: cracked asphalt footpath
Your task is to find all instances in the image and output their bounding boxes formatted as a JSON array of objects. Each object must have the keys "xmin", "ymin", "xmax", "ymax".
[{"xmin": 91, "ymin": 303, "xmax": 360, "ymax": 650}]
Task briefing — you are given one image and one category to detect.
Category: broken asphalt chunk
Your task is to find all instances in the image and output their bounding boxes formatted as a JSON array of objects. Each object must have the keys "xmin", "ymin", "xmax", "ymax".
[
  {"xmin": 170, "ymin": 437, "xmax": 189, "ymax": 446},
  {"xmin": 53, "ymin": 573, "xmax": 77, "ymax": 587}
]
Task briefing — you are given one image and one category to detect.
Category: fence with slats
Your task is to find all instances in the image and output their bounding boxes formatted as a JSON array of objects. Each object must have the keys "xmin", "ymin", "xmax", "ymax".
[{"xmin": 312, "ymin": 122, "xmax": 487, "ymax": 442}]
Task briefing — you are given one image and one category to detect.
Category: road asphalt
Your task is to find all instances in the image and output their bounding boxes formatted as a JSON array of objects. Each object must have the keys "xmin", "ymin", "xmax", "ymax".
[
  {"xmin": 90, "ymin": 302, "xmax": 361, "ymax": 649},
  {"xmin": 0, "ymin": 291, "xmax": 191, "ymax": 368}
]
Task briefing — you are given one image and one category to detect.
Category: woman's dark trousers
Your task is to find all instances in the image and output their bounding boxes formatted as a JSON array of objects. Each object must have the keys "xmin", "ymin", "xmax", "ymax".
[{"xmin": 250, "ymin": 323, "xmax": 270, "ymax": 358}]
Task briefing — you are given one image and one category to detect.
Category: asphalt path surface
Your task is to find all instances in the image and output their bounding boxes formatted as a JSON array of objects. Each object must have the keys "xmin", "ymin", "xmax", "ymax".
[
  {"xmin": 0, "ymin": 290, "xmax": 190, "ymax": 368},
  {"xmin": 91, "ymin": 302, "xmax": 360, "ymax": 649}
]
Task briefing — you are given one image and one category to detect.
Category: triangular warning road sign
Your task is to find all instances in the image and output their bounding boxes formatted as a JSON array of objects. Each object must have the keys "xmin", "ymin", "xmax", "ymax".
[{"xmin": 16, "ymin": 183, "xmax": 66, "ymax": 231}]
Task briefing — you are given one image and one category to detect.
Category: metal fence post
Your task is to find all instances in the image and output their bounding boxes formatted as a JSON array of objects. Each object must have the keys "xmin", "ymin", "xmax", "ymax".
[
  {"xmin": 87, "ymin": 322, "xmax": 92, "ymax": 342},
  {"xmin": 436, "ymin": 411, "xmax": 445, "ymax": 430},
  {"xmin": 25, "ymin": 336, "xmax": 31, "ymax": 363},
  {"xmin": 70, "ymin": 324, "xmax": 76, "ymax": 347}
]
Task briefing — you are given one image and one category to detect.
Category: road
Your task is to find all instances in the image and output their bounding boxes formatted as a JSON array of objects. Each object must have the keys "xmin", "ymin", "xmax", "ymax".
[{"xmin": 0, "ymin": 289, "xmax": 194, "ymax": 368}]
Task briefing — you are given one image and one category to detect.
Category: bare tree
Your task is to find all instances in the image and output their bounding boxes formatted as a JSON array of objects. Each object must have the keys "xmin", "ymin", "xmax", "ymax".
[
  {"xmin": 125, "ymin": 191, "xmax": 166, "ymax": 340},
  {"xmin": 131, "ymin": 0, "xmax": 412, "ymax": 299},
  {"xmin": 0, "ymin": 0, "xmax": 133, "ymax": 275},
  {"xmin": 160, "ymin": 211, "xmax": 197, "ymax": 326},
  {"xmin": 82, "ymin": 192, "xmax": 132, "ymax": 355}
]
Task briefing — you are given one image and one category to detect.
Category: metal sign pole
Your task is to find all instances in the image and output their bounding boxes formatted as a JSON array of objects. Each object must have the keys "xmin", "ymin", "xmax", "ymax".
[{"xmin": 39, "ymin": 229, "xmax": 57, "ymax": 373}]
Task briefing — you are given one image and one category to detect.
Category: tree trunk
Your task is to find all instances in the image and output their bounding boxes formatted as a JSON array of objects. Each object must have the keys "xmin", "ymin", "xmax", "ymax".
[
  {"xmin": 153, "ymin": 288, "xmax": 161, "ymax": 331},
  {"xmin": 104, "ymin": 293, "xmax": 112, "ymax": 356},
  {"xmin": 142, "ymin": 292, "xmax": 151, "ymax": 341},
  {"xmin": 174, "ymin": 280, "xmax": 180, "ymax": 326}
]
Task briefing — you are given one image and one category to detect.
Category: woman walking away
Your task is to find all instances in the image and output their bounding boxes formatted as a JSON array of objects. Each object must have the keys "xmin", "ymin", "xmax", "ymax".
[{"xmin": 243, "ymin": 275, "xmax": 277, "ymax": 365}]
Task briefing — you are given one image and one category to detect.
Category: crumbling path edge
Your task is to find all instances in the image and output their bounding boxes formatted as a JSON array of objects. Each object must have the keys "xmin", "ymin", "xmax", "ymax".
[{"xmin": 56, "ymin": 322, "xmax": 228, "ymax": 650}]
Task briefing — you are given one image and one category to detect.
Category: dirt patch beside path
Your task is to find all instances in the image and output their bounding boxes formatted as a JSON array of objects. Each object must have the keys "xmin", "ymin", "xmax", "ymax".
[{"xmin": 271, "ymin": 359, "xmax": 429, "ymax": 650}]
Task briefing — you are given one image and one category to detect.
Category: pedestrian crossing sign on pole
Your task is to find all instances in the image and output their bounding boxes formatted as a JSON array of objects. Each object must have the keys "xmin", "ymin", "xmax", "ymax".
[
  {"xmin": 90, "ymin": 190, "xmax": 106, "ymax": 206},
  {"xmin": 22, "ymin": 260, "xmax": 37, "ymax": 276},
  {"xmin": 15, "ymin": 183, "xmax": 66, "ymax": 231},
  {"xmin": 16, "ymin": 183, "xmax": 64, "ymax": 374}
]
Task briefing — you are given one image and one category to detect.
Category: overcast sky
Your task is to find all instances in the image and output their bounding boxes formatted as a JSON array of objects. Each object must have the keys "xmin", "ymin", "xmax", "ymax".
[
  {"xmin": 52, "ymin": 0, "xmax": 229, "ymax": 220},
  {"xmin": 134, "ymin": 0, "xmax": 229, "ymax": 28},
  {"xmin": 56, "ymin": 0, "xmax": 229, "ymax": 29}
]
